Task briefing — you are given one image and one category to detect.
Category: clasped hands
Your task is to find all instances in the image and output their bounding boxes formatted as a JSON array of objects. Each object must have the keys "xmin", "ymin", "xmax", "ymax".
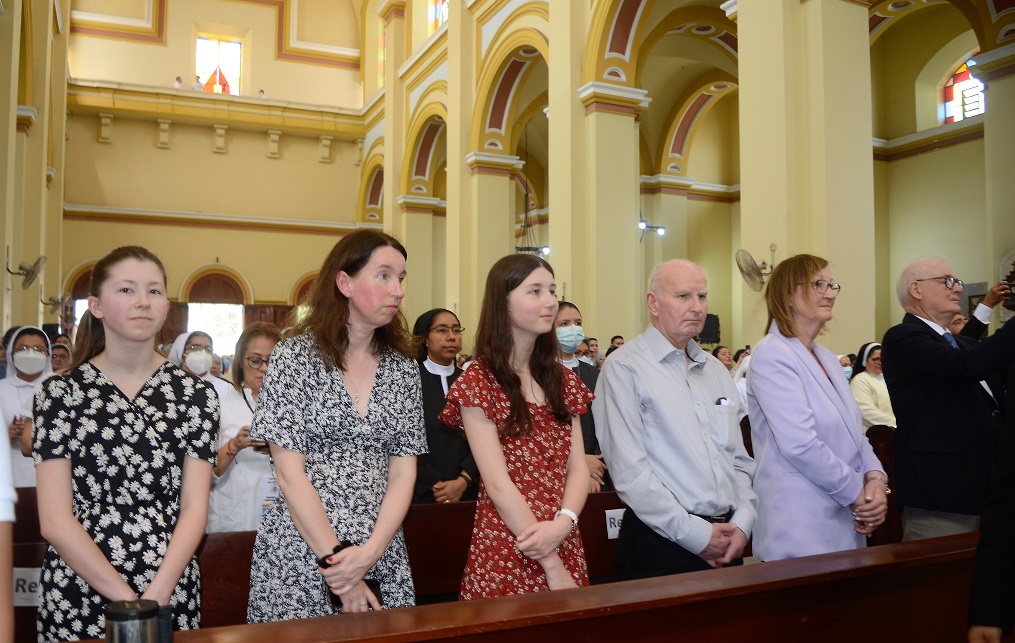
[
  {"xmin": 516, "ymin": 516, "xmax": 578, "ymax": 590},
  {"xmin": 698, "ymin": 522, "xmax": 747, "ymax": 569},
  {"xmin": 850, "ymin": 478, "xmax": 889, "ymax": 536},
  {"xmin": 319, "ymin": 544, "xmax": 382, "ymax": 613}
]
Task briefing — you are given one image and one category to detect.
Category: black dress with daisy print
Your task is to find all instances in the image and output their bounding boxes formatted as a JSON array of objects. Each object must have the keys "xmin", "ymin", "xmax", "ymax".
[{"xmin": 32, "ymin": 361, "xmax": 218, "ymax": 642}]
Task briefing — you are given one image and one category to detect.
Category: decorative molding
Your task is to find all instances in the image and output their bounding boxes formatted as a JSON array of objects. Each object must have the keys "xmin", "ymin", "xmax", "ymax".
[
  {"xmin": 465, "ymin": 152, "xmax": 523, "ymax": 175},
  {"xmin": 640, "ymin": 174, "xmax": 741, "ymax": 202},
  {"xmin": 70, "ymin": 0, "xmax": 166, "ymax": 45},
  {"xmin": 399, "ymin": 22, "xmax": 448, "ymax": 80},
  {"xmin": 16, "ymin": 106, "xmax": 38, "ymax": 133},
  {"xmin": 578, "ymin": 82, "xmax": 650, "ymax": 114},
  {"xmin": 63, "ymin": 203, "xmax": 382, "ymax": 235},
  {"xmin": 970, "ymin": 42, "xmax": 1015, "ymax": 82},
  {"xmin": 721, "ymin": 0, "xmax": 737, "ymax": 21},
  {"xmin": 872, "ymin": 117, "xmax": 984, "ymax": 162},
  {"xmin": 213, "ymin": 124, "xmax": 228, "ymax": 154},
  {"xmin": 98, "ymin": 113, "xmax": 113, "ymax": 143},
  {"xmin": 67, "ymin": 81, "xmax": 364, "ymax": 140},
  {"xmin": 241, "ymin": 0, "xmax": 360, "ymax": 70},
  {"xmin": 318, "ymin": 136, "xmax": 332, "ymax": 163},
  {"xmin": 396, "ymin": 195, "xmax": 445, "ymax": 214},
  {"xmin": 157, "ymin": 119, "xmax": 171, "ymax": 149},
  {"xmin": 267, "ymin": 130, "xmax": 281, "ymax": 158},
  {"xmin": 377, "ymin": 0, "xmax": 406, "ymax": 24}
]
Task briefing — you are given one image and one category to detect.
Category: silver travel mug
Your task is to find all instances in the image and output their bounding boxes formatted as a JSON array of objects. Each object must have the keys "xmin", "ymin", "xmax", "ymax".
[{"xmin": 105, "ymin": 599, "xmax": 159, "ymax": 643}]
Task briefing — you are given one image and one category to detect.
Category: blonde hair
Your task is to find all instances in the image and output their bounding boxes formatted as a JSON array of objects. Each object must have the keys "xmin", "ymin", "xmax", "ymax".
[{"xmin": 764, "ymin": 254, "xmax": 828, "ymax": 337}]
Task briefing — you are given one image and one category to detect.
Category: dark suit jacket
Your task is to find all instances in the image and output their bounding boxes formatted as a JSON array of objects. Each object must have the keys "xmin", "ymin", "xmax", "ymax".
[
  {"xmin": 574, "ymin": 361, "xmax": 600, "ymax": 455},
  {"xmin": 413, "ymin": 364, "xmax": 479, "ymax": 504},
  {"xmin": 968, "ymin": 362, "xmax": 1015, "ymax": 631},
  {"xmin": 960, "ymin": 315, "xmax": 988, "ymax": 341},
  {"xmin": 882, "ymin": 313, "xmax": 1015, "ymax": 515}
]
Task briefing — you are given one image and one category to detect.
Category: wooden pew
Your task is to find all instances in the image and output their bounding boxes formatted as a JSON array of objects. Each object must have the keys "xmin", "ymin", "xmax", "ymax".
[
  {"xmin": 80, "ymin": 533, "xmax": 988, "ymax": 643},
  {"xmin": 865, "ymin": 424, "xmax": 903, "ymax": 546},
  {"xmin": 13, "ymin": 493, "xmax": 627, "ymax": 638}
]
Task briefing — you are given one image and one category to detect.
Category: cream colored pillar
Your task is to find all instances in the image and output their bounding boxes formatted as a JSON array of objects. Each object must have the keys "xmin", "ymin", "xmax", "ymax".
[
  {"xmin": 465, "ymin": 153, "xmax": 518, "ymax": 320},
  {"xmin": 379, "ymin": 1, "xmax": 407, "ymax": 240},
  {"xmin": 972, "ymin": 44, "xmax": 1015, "ymax": 328},
  {"xmin": 45, "ymin": 0, "xmax": 70, "ymax": 329},
  {"xmin": 445, "ymin": 1, "xmax": 478, "ymax": 332},
  {"xmin": 546, "ymin": 0, "xmax": 588, "ymax": 309},
  {"xmin": 579, "ymin": 84, "xmax": 646, "ymax": 339},
  {"xmin": 736, "ymin": 0, "xmax": 876, "ymax": 352},
  {"xmin": 0, "ymin": 0, "xmax": 24, "ymax": 328},
  {"xmin": 12, "ymin": 0, "xmax": 56, "ymax": 325},
  {"xmin": 638, "ymin": 185, "xmax": 689, "ymax": 309},
  {"xmin": 395, "ymin": 195, "xmax": 438, "ymax": 323}
]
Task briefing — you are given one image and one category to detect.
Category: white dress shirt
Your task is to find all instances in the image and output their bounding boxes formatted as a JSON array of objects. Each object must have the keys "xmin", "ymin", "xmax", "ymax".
[{"xmin": 592, "ymin": 324, "xmax": 757, "ymax": 555}]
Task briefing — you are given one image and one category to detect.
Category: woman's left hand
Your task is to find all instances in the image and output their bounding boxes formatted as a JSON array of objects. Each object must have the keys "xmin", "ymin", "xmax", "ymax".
[
  {"xmin": 850, "ymin": 478, "xmax": 889, "ymax": 534},
  {"xmin": 320, "ymin": 544, "xmax": 375, "ymax": 594},
  {"xmin": 516, "ymin": 518, "xmax": 572, "ymax": 560},
  {"xmin": 336, "ymin": 579, "xmax": 382, "ymax": 613}
]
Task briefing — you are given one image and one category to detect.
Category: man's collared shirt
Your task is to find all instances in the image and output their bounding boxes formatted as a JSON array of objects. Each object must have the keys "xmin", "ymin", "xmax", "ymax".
[{"xmin": 592, "ymin": 324, "xmax": 757, "ymax": 555}]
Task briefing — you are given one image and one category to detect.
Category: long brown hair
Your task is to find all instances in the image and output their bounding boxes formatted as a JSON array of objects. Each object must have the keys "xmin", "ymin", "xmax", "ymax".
[
  {"xmin": 290, "ymin": 230, "xmax": 415, "ymax": 370},
  {"xmin": 473, "ymin": 254, "xmax": 568, "ymax": 437},
  {"xmin": 231, "ymin": 322, "xmax": 283, "ymax": 391},
  {"xmin": 71, "ymin": 246, "xmax": 168, "ymax": 371},
  {"xmin": 764, "ymin": 253, "xmax": 828, "ymax": 337}
]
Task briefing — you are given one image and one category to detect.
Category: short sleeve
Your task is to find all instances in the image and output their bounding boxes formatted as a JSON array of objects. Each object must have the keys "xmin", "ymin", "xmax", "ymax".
[
  {"xmin": 440, "ymin": 360, "xmax": 507, "ymax": 429},
  {"xmin": 249, "ymin": 338, "xmax": 309, "ymax": 454},
  {"xmin": 33, "ymin": 374, "xmax": 74, "ymax": 463},
  {"xmin": 561, "ymin": 366, "xmax": 594, "ymax": 416},
  {"xmin": 187, "ymin": 379, "xmax": 219, "ymax": 463},
  {"xmin": 385, "ymin": 355, "xmax": 427, "ymax": 457}
]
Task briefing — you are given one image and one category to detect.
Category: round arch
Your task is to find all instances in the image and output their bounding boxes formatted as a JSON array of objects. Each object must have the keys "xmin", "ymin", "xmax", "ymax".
[
  {"xmin": 178, "ymin": 264, "xmax": 254, "ymax": 305},
  {"xmin": 632, "ymin": 6, "xmax": 739, "ymax": 87},
  {"xmin": 63, "ymin": 260, "xmax": 96, "ymax": 300},
  {"xmin": 471, "ymin": 27, "xmax": 550, "ymax": 155},
  {"xmin": 288, "ymin": 271, "xmax": 317, "ymax": 306},
  {"xmin": 582, "ymin": 0, "xmax": 649, "ymax": 87},
  {"xmin": 657, "ymin": 71, "xmax": 738, "ymax": 177},
  {"xmin": 402, "ymin": 96, "xmax": 449, "ymax": 196},
  {"xmin": 358, "ymin": 149, "xmax": 385, "ymax": 223}
]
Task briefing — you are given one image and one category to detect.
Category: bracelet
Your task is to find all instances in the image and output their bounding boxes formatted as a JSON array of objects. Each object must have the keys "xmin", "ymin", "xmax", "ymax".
[
  {"xmin": 458, "ymin": 473, "xmax": 473, "ymax": 489},
  {"xmin": 317, "ymin": 542, "xmax": 348, "ymax": 569},
  {"xmin": 865, "ymin": 475, "xmax": 892, "ymax": 495},
  {"xmin": 554, "ymin": 508, "xmax": 579, "ymax": 532}
]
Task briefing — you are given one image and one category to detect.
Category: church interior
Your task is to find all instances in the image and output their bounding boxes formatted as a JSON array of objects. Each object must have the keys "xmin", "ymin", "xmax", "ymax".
[{"xmin": 1, "ymin": 0, "xmax": 1012, "ymax": 354}]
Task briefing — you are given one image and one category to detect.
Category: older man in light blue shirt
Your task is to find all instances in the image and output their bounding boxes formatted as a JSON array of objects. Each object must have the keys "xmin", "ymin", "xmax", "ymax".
[{"xmin": 593, "ymin": 259, "xmax": 757, "ymax": 578}]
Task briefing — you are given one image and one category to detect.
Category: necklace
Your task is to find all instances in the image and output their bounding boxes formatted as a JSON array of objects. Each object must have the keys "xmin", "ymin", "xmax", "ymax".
[{"xmin": 343, "ymin": 357, "xmax": 376, "ymax": 405}]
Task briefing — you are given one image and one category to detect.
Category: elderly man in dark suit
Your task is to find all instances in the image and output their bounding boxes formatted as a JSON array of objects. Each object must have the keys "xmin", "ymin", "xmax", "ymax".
[
  {"xmin": 968, "ymin": 360, "xmax": 1015, "ymax": 643},
  {"xmin": 882, "ymin": 258, "xmax": 1015, "ymax": 541}
]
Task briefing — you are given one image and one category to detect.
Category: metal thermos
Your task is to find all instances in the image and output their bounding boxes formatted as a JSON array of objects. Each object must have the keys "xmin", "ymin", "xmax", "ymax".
[{"xmin": 105, "ymin": 599, "xmax": 159, "ymax": 643}]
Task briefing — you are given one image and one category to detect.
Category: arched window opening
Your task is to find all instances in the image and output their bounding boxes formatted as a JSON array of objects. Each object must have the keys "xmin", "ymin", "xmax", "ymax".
[
  {"xmin": 187, "ymin": 273, "xmax": 245, "ymax": 359},
  {"xmin": 431, "ymin": 0, "xmax": 449, "ymax": 34},
  {"xmin": 943, "ymin": 59, "xmax": 985, "ymax": 124}
]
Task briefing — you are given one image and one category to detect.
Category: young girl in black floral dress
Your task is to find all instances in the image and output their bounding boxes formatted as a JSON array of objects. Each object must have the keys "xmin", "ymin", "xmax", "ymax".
[{"xmin": 33, "ymin": 246, "xmax": 218, "ymax": 641}]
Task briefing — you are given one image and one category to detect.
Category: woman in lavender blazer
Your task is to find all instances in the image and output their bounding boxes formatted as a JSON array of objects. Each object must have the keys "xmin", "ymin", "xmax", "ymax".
[{"xmin": 746, "ymin": 254, "xmax": 888, "ymax": 562}]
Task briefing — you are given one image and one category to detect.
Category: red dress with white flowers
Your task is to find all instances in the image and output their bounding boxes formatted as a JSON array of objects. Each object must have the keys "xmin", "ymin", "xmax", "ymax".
[{"xmin": 440, "ymin": 359, "xmax": 593, "ymax": 599}]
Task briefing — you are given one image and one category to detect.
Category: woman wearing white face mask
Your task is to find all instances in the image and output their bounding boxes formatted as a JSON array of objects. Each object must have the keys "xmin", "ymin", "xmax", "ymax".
[
  {"xmin": 168, "ymin": 331, "xmax": 234, "ymax": 403},
  {"xmin": 0, "ymin": 326, "xmax": 54, "ymax": 487},
  {"xmin": 554, "ymin": 302, "xmax": 608, "ymax": 493}
]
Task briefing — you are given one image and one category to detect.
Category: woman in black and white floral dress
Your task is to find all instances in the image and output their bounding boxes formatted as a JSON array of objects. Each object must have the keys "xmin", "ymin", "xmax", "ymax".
[
  {"xmin": 33, "ymin": 246, "xmax": 217, "ymax": 642},
  {"xmin": 247, "ymin": 230, "xmax": 425, "ymax": 622}
]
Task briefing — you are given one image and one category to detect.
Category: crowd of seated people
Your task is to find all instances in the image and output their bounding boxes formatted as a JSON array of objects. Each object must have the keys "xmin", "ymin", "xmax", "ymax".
[{"xmin": 1, "ymin": 239, "xmax": 1013, "ymax": 643}]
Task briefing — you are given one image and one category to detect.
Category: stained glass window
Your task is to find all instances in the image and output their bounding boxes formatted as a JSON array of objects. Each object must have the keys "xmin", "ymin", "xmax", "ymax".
[
  {"xmin": 196, "ymin": 37, "xmax": 241, "ymax": 96},
  {"xmin": 943, "ymin": 60, "xmax": 985, "ymax": 124},
  {"xmin": 432, "ymin": 0, "xmax": 449, "ymax": 32}
]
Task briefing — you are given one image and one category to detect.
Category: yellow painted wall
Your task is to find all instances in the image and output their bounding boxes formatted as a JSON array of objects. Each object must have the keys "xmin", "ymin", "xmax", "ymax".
[
  {"xmin": 73, "ymin": 0, "xmax": 148, "ymax": 20},
  {"xmin": 297, "ymin": 0, "xmax": 359, "ymax": 49},
  {"xmin": 687, "ymin": 199, "xmax": 738, "ymax": 347},
  {"xmin": 61, "ymin": 219, "xmax": 345, "ymax": 303},
  {"xmin": 64, "ymin": 115, "xmax": 361, "ymax": 221},
  {"xmin": 68, "ymin": 0, "xmax": 362, "ymax": 107},
  {"xmin": 686, "ymin": 93, "xmax": 739, "ymax": 185},
  {"xmin": 873, "ymin": 159, "xmax": 893, "ymax": 340},
  {"xmin": 870, "ymin": 4, "xmax": 972, "ymax": 139},
  {"xmin": 886, "ymin": 139, "xmax": 986, "ymax": 324}
]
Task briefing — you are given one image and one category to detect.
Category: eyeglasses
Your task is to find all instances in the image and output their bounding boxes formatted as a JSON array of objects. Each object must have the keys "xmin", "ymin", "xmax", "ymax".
[
  {"xmin": 429, "ymin": 325, "xmax": 465, "ymax": 337},
  {"xmin": 245, "ymin": 355, "xmax": 270, "ymax": 369},
  {"xmin": 574, "ymin": 350, "xmax": 590, "ymax": 358},
  {"xmin": 15, "ymin": 346, "xmax": 49, "ymax": 355},
  {"xmin": 184, "ymin": 344, "xmax": 213, "ymax": 354},
  {"xmin": 802, "ymin": 280, "xmax": 841, "ymax": 294},
  {"xmin": 51, "ymin": 354, "xmax": 69, "ymax": 362},
  {"xmin": 915, "ymin": 275, "xmax": 963, "ymax": 290}
]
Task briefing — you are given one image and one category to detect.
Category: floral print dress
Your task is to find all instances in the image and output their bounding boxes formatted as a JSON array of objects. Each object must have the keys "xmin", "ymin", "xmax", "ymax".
[
  {"xmin": 440, "ymin": 359, "xmax": 593, "ymax": 599},
  {"xmin": 246, "ymin": 334, "xmax": 426, "ymax": 622},
  {"xmin": 32, "ymin": 362, "xmax": 218, "ymax": 642}
]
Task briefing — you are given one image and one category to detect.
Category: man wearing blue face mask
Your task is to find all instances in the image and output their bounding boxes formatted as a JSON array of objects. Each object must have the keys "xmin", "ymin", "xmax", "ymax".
[{"xmin": 555, "ymin": 302, "xmax": 609, "ymax": 492}]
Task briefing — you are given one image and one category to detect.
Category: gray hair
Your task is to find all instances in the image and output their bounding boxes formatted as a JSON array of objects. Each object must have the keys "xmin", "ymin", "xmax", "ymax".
[
  {"xmin": 896, "ymin": 257, "xmax": 947, "ymax": 308},
  {"xmin": 648, "ymin": 259, "xmax": 701, "ymax": 295}
]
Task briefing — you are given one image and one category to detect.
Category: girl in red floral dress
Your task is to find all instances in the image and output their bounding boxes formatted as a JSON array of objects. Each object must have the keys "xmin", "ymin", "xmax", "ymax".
[{"xmin": 440, "ymin": 254, "xmax": 592, "ymax": 598}]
